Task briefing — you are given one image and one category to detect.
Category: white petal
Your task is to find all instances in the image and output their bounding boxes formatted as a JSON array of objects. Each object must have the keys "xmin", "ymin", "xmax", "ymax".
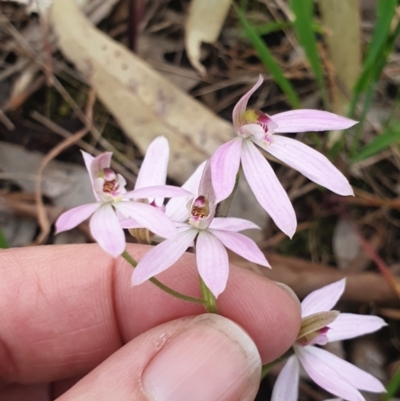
[
  {"xmin": 295, "ymin": 346, "xmax": 365, "ymax": 401},
  {"xmin": 299, "ymin": 346, "xmax": 385, "ymax": 394},
  {"xmin": 196, "ymin": 231, "xmax": 229, "ymax": 297},
  {"xmin": 210, "ymin": 229, "xmax": 270, "ymax": 268},
  {"xmin": 209, "ymin": 217, "xmax": 261, "ymax": 232},
  {"xmin": 327, "ymin": 313, "xmax": 387, "ymax": 342},
  {"xmin": 135, "ymin": 136, "xmax": 169, "ymax": 190},
  {"xmin": 132, "ymin": 228, "xmax": 198, "ymax": 285},
  {"xmin": 264, "ymin": 136, "xmax": 353, "ymax": 196},
  {"xmin": 90, "ymin": 204, "xmax": 125, "ymax": 258},
  {"xmin": 241, "ymin": 140, "xmax": 296, "ymax": 238},
  {"xmin": 55, "ymin": 203, "xmax": 100, "ymax": 233},
  {"xmin": 271, "ymin": 356, "xmax": 300, "ymax": 401},
  {"xmin": 301, "ymin": 279, "xmax": 346, "ymax": 317},
  {"xmin": 165, "ymin": 162, "xmax": 206, "ymax": 222},
  {"xmin": 124, "ymin": 185, "xmax": 190, "ymax": 200},
  {"xmin": 272, "ymin": 110, "xmax": 357, "ymax": 133},
  {"xmin": 114, "ymin": 202, "xmax": 176, "ymax": 239},
  {"xmin": 80, "ymin": 150, "xmax": 99, "ymax": 201}
]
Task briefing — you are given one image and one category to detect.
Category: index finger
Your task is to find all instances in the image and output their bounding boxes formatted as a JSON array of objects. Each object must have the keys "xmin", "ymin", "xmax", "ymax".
[{"xmin": 0, "ymin": 244, "xmax": 301, "ymax": 384}]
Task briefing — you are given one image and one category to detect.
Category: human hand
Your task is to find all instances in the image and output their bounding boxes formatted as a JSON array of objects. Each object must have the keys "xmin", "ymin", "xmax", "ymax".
[{"xmin": 0, "ymin": 244, "xmax": 301, "ymax": 401}]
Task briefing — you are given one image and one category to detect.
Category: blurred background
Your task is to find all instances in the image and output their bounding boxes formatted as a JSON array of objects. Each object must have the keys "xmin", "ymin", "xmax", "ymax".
[{"xmin": 0, "ymin": 0, "xmax": 399, "ymax": 399}]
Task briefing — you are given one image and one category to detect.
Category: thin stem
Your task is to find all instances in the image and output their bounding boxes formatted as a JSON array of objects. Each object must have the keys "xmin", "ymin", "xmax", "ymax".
[
  {"xmin": 261, "ymin": 347, "xmax": 294, "ymax": 379},
  {"xmin": 199, "ymin": 276, "xmax": 218, "ymax": 313},
  {"xmin": 122, "ymin": 251, "xmax": 205, "ymax": 305}
]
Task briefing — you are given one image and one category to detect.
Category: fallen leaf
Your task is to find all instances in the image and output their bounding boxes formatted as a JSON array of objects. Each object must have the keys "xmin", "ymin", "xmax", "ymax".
[
  {"xmin": 50, "ymin": 0, "xmax": 234, "ymax": 184},
  {"xmin": 0, "ymin": 142, "xmax": 93, "ymax": 209},
  {"xmin": 185, "ymin": 0, "xmax": 231, "ymax": 75}
]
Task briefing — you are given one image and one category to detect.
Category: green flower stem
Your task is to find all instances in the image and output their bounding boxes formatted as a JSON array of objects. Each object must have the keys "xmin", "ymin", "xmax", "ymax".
[
  {"xmin": 199, "ymin": 276, "xmax": 218, "ymax": 313},
  {"xmin": 261, "ymin": 347, "xmax": 294, "ymax": 379},
  {"xmin": 122, "ymin": 251, "xmax": 205, "ymax": 306}
]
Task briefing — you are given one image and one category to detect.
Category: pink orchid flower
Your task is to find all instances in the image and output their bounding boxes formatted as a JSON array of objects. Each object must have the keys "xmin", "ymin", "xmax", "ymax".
[
  {"xmin": 210, "ymin": 76, "xmax": 357, "ymax": 238},
  {"xmin": 55, "ymin": 147, "xmax": 189, "ymax": 258},
  {"xmin": 132, "ymin": 162, "xmax": 270, "ymax": 297},
  {"xmin": 271, "ymin": 279, "xmax": 386, "ymax": 401}
]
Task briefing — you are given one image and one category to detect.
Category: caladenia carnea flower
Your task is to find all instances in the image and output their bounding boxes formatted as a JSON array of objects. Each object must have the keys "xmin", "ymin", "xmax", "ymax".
[
  {"xmin": 131, "ymin": 162, "xmax": 270, "ymax": 298},
  {"xmin": 55, "ymin": 148, "xmax": 190, "ymax": 258},
  {"xmin": 210, "ymin": 75, "xmax": 357, "ymax": 238},
  {"xmin": 271, "ymin": 279, "xmax": 387, "ymax": 401}
]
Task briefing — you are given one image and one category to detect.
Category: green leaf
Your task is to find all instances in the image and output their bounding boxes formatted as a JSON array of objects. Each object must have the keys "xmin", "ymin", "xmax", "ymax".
[
  {"xmin": 383, "ymin": 368, "xmax": 400, "ymax": 401},
  {"xmin": 350, "ymin": 0, "xmax": 397, "ymax": 114},
  {"xmin": 290, "ymin": 0, "xmax": 327, "ymax": 103},
  {"xmin": 352, "ymin": 123, "xmax": 400, "ymax": 163},
  {"xmin": 233, "ymin": 3, "xmax": 301, "ymax": 108},
  {"xmin": 0, "ymin": 227, "xmax": 8, "ymax": 249}
]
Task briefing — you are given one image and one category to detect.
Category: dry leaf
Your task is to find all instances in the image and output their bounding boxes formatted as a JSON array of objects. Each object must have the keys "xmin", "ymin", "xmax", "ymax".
[
  {"xmin": 333, "ymin": 218, "xmax": 360, "ymax": 268},
  {"xmin": 185, "ymin": 0, "xmax": 231, "ymax": 75},
  {"xmin": 50, "ymin": 0, "xmax": 234, "ymax": 184},
  {"xmin": 0, "ymin": 142, "xmax": 93, "ymax": 209}
]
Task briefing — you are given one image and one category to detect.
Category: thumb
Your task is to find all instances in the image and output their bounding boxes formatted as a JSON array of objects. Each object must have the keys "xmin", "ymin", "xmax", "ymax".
[{"xmin": 58, "ymin": 314, "xmax": 262, "ymax": 401}]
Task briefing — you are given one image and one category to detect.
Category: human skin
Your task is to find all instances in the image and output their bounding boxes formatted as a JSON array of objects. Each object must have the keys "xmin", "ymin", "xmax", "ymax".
[{"xmin": 0, "ymin": 244, "xmax": 301, "ymax": 400}]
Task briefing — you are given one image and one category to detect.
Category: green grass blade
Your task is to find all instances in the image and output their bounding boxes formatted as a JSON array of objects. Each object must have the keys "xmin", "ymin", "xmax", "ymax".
[
  {"xmin": 0, "ymin": 227, "xmax": 8, "ymax": 249},
  {"xmin": 383, "ymin": 369, "xmax": 400, "ymax": 401},
  {"xmin": 350, "ymin": 0, "xmax": 397, "ymax": 114},
  {"xmin": 351, "ymin": 122, "xmax": 400, "ymax": 163},
  {"xmin": 290, "ymin": 0, "xmax": 327, "ymax": 104},
  {"xmin": 233, "ymin": 3, "xmax": 301, "ymax": 108}
]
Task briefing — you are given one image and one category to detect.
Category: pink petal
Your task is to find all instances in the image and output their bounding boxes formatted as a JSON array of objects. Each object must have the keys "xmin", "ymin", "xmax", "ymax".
[
  {"xmin": 210, "ymin": 229, "xmax": 270, "ymax": 268},
  {"xmin": 299, "ymin": 346, "xmax": 385, "ymax": 394},
  {"xmin": 301, "ymin": 279, "xmax": 346, "ymax": 317},
  {"xmin": 165, "ymin": 162, "xmax": 206, "ymax": 222},
  {"xmin": 241, "ymin": 140, "xmax": 296, "ymax": 238},
  {"xmin": 119, "ymin": 217, "xmax": 142, "ymax": 229},
  {"xmin": 272, "ymin": 110, "xmax": 358, "ymax": 133},
  {"xmin": 327, "ymin": 313, "xmax": 387, "ymax": 342},
  {"xmin": 90, "ymin": 152, "xmax": 112, "ymax": 178},
  {"xmin": 196, "ymin": 231, "xmax": 229, "ymax": 297},
  {"xmin": 295, "ymin": 346, "xmax": 365, "ymax": 401},
  {"xmin": 271, "ymin": 356, "xmax": 300, "ymax": 401},
  {"xmin": 264, "ymin": 136, "xmax": 353, "ymax": 196},
  {"xmin": 89, "ymin": 204, "xmax": 125, "ymax": 258},
  {"xmin": 135, "ymin": 136, "xmax": 169, "ymax": 190},
  {"xmin": 209, "ymin": 217, "xmax": 261, "ymax": 232},
  {"xmin": 55, "ymin": 203, "xmax": 100, "ymax": 233},
  {"xmin": 210, "ymin": 138, "xmax": 243, "ymax": 202},
  {"xmin": 198, "ymin": 161, "xmax": 215, "ymax": 204},
  {"xmin": 232, "ymin": 75, "xmax": 263, "ymax": 130},
  {"xmin": 114, "ymin": 201, "xmax": 176, "ymax": 239},
  {"xmin": 132, "ymin": 228, "xmax": 198, "ymax": 285},
  {"xmin": 124, "ymin": 185, "xmax": 190, "ymax": 200},
  {"xmin": 182, "ymin": 161, "xmax": 207, "ymax": 194}
]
